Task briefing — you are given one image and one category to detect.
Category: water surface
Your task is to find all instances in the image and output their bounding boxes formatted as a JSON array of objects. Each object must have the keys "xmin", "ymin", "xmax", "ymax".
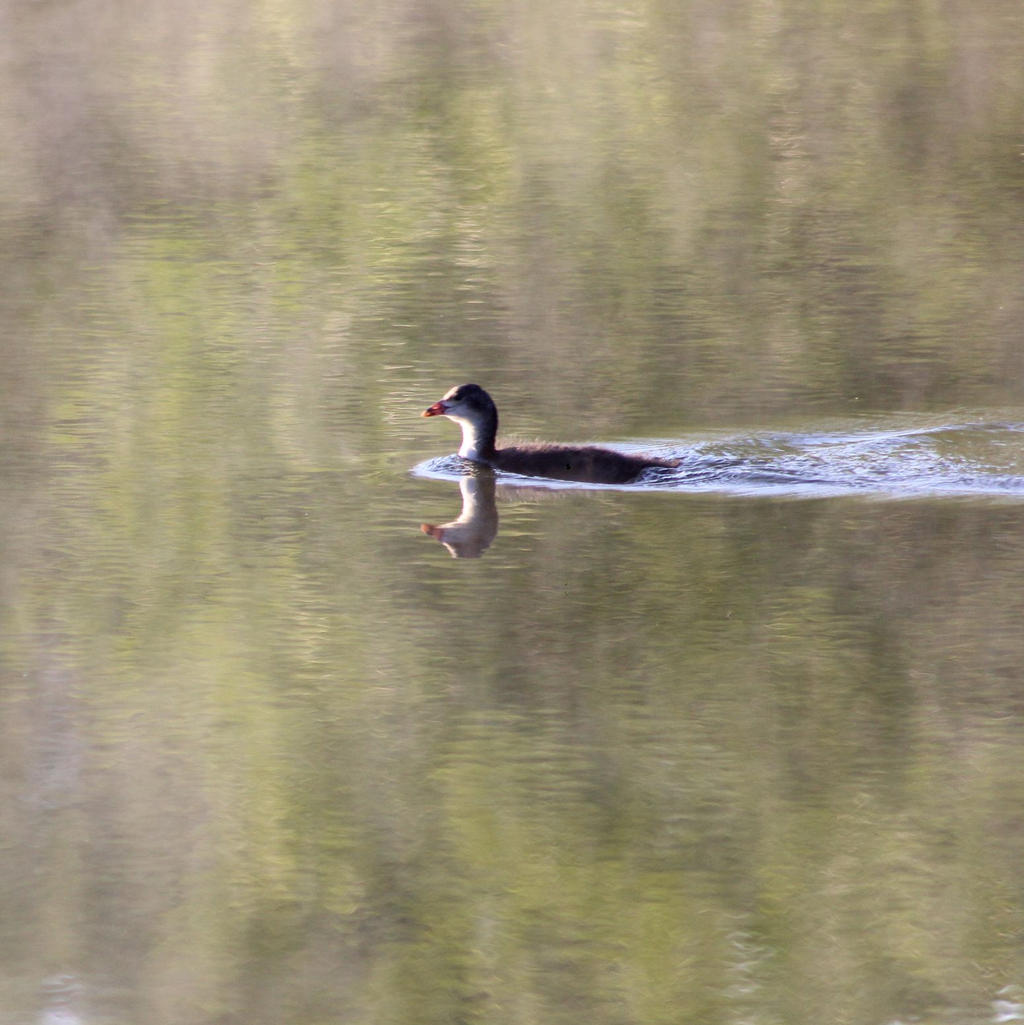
[{"xmin": 3, "ymin": 1, "xmax": 1024, "ymax": 1023}]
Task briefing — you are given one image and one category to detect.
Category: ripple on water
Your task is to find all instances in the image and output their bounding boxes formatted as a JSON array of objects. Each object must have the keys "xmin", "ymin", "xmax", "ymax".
[{"xmin": 412, "ymin": 419, "xmax": 1024, "ymax": 499}]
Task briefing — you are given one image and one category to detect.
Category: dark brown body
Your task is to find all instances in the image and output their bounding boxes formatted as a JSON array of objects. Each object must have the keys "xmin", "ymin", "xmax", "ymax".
[{"xmin": 489, "ymin": 443, "xmax": 676, "ymax": 484}]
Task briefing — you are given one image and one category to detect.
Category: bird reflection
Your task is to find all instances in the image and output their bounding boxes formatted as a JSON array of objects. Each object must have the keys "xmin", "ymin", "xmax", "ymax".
[
  {"xmin": 420, "ymin": 468, "xmax": 499, "ymax": 559},
  {"xmin": 38, "ymin": 974, "xmax": 83, "ymax": 1025}
]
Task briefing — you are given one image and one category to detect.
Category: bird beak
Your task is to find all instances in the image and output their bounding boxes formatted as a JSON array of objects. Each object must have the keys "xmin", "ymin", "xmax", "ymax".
[{"xmin": 422, "ymin": 400, "xmax": 447, "ymax": 417}]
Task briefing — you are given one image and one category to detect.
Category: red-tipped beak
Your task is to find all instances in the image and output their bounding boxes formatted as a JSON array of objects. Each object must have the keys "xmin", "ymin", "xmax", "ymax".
[{"xmin": 422, "ymin": 400, "xmax": 447, "ymax": 417}]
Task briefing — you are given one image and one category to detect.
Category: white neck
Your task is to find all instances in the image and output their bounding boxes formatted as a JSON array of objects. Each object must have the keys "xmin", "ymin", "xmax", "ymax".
[{"xmin": 453, "ymin": 416, "xmax": 490, "ymax": 461}]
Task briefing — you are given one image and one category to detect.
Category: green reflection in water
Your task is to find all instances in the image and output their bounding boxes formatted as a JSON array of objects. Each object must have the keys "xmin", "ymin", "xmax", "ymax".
[{"xmin": 3, "ymin": 0, "xmax": 1024, "ymax": 1022}]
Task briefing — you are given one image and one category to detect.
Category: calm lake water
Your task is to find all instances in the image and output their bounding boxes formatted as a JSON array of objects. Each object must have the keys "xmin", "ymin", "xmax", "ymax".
[{"xmin": 4, "ymin": 1, "xmax": 1024, "ymax": 1023}]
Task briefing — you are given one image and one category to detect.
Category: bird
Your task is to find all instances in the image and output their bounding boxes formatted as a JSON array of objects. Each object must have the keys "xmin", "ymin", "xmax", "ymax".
[{"xmin": 421, "ymin": 383, "xmax": 678, "ymax": 484}]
